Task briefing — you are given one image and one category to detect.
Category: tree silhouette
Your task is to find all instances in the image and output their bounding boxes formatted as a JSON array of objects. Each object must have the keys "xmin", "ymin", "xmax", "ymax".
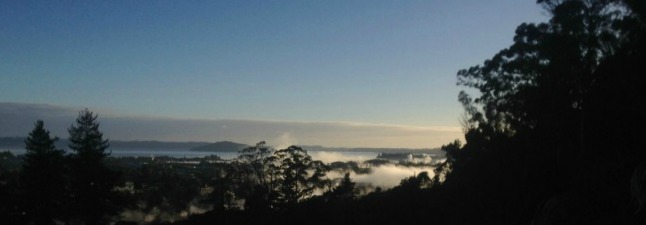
[
  {"xmin": 432, "ymin": 140, "xmax": 461, "ymax": 184},
  {"xmin": 449, "ymin": 0, "xmax": 646, "ymax": 223},
  {"xmin": 397, "ymin": 171, "xmax": 433, "ymax": 191},
  {"xmin": 208, "ymin": 162, "xmax": 239, "ymax": 212},
  {"xmin": 456, "ymin": 0, "xmax": 628, "ymax": 152},
  {"xmin": 237, "ymin": 141, "xmax": 274, "ymax": 211},
  {"xmin": 329, "ymin": 172, "xmax": 357, "ymax": 200},
  {"xmin": 67, "ymin": 109, "xmax": 122, "ymax": 225},
  {"xmin": 0, "ymin": 153, "xmax": 23, "ymax": 225},
  {"xmin": 267, "ymin": 145, "xmax": 328, "ymax": 209},
  {"xmin": 21, "ymin": 120, "xmax": 68, "ymax": 225},
  {"xmin": 238, "ymin": 141, "xmax": 273, "ymax": 184}
]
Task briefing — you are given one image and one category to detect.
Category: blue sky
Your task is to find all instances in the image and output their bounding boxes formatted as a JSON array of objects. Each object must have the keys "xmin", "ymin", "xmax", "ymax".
[{"xmin": 0, "ymin": 1, "xmax": 547, "ymax": 147}]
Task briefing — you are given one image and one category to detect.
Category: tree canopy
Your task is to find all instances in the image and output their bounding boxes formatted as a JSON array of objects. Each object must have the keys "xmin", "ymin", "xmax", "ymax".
[
  {"xmin": 21, "ymin": 120, "xmax": 67, "ymax": 225},
  {"xmin": 447, "ymin": 0, "xmax": 646, "ymax": 223},
  {"xmin": 67, "ymin": 109, "xmax": 122, "ymax": 225}
]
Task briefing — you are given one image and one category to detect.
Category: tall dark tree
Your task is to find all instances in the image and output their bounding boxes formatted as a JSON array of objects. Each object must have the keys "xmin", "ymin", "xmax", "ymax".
[
  {"xmin": 21, "ymin": 120, "xmax": 67, "ymax": 225},
  {"xmin": 456, "ymin": 0, "xmax": 631, "ymax": 158},
  {"xmin": 267, "ymin": 145, "xmax": 328, "ymax": 209},
  {"xmin": 449, "ymin": 0, "xmax": 646, "ymax": 223},
  {"xmin": 237, "ymin": 141, "xmax": 274, "ymax": 211},
  {"xmin": 68, "ymin": 109, "xmax": 110, "ymax": 159},
  {"xmin": 238, "ymin": 141, "xmax": 273, "ymax": 187},
  {"xmin": 67, "ymin": 109, "xmax": 121, "ymax": 225}
]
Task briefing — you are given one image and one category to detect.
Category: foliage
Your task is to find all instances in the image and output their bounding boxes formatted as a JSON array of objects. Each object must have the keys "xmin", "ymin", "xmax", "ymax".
[
  {"xmin": 457, "ymin": 0, "xmax": 630, "ymax": 143},
  {"xmin": 236, "ymin": 141, "xmax": 274, "ymax": 211},
  {"xmin": 396, "ymin": 171, "xmax": 433, "ymax": 191},
  {"xmin": 20, "ymin": 120, "xmax": 68, "ymax": 225},
  {"xmin": 0, "ymin": 163, "xmax": 21, "ymax": 224},
  {"xmin": 267, "ymin": 145, "xmax": 329, "ymax": 208},
  {"xmin": 68, "ymin": 109, "xmax": 123, "ymax": 225},
  {"xmin": 329, "ymin": 172, "xmax": 357, "ymax": 200},
  {"xmin": 448, "ymin": 0, "xmax": 646, "ymax": 223},
  {"xmin": 229, "ymin": 143, "xmax": 332, "ymax": 211},
  {"xmin": 69, "ymin": 109, "xmax": 110, "ymax": 159},
  {"xmin": 237, "ymin": 141, "xmax": 273, "ymax": 192},
  {"xmin": 432, "ymin": 139, "xmax": 461, "ymax": 183}
]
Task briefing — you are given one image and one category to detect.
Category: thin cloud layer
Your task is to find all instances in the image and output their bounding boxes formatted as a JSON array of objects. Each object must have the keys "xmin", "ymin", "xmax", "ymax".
[{"xmin": 0, "ymin": 102, "xmax": 462, "ymax": 148}]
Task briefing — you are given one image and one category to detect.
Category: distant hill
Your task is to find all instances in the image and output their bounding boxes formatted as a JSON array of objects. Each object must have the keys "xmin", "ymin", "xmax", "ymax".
[
  {"xmin": 187, "ymin": 142, "xmax": 440, "ymax": 153},
  {"xmin": 189, "ymin": 141, "xmax": 250, "ymax": 152},
  {"xmin": 2, "ymin": 136, "xmax": 440, "ymax": 154}
]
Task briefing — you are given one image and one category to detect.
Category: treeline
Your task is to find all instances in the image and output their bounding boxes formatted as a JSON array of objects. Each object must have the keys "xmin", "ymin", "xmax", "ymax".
[{"xmin": 0, "ymin": 111, "xmax": 388, "ymax": 225}]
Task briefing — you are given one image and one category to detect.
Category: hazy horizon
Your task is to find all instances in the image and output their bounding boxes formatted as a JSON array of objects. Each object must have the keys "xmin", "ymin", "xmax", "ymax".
[{"xmin": 0, "ymin": 102, "xmax": 460, "ymax": 148}]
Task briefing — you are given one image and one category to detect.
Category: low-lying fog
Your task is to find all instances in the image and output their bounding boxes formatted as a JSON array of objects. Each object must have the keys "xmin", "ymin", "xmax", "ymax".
[
  {"xmin": 328, "ymin": 165, "xmax": 436, "ymax": 188},
  {"xmin": 309, "ymin": 151, "xmax": 379, "ymax": 164},
  {"xmin": 310, "ymin": 151, "xmax": 437, "ymax": 189},
  {"xmin": 119, "ymin": 153, "xmax": 441, "ymax": 223}
]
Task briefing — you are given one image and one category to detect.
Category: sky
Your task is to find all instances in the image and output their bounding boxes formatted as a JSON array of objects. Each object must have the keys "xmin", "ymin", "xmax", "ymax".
[{"xmin": 0, "ymin": 1, "xmax": 548, "ymax": 148}]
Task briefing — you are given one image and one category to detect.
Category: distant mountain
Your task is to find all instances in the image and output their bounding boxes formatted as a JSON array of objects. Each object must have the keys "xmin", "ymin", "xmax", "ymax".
[{"xmin": 189, "ymin": 141, "xmax": 250, "ymax": 152}]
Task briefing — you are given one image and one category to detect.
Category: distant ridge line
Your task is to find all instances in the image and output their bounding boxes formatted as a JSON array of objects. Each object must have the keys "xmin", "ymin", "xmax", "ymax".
[{"xmin": 0, "ymin": 137, "xmax": 441, "ymax": 153}]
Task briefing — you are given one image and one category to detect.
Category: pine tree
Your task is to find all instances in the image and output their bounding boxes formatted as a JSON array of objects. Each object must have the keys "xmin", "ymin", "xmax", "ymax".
[
  {"xmin": 68, "ymin": 109, "xmax": 110, "ymax": 159},
  {"xmin": 331, "ymin": 172, "xmax": 356, "ymax": 200},
  {"xmin": 21, "ymin": 120, "xmax": 67, "ymax": 225},
  {"xmin": 67, "ymin": 109, "xmax": 121, "ymax": 225}
]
